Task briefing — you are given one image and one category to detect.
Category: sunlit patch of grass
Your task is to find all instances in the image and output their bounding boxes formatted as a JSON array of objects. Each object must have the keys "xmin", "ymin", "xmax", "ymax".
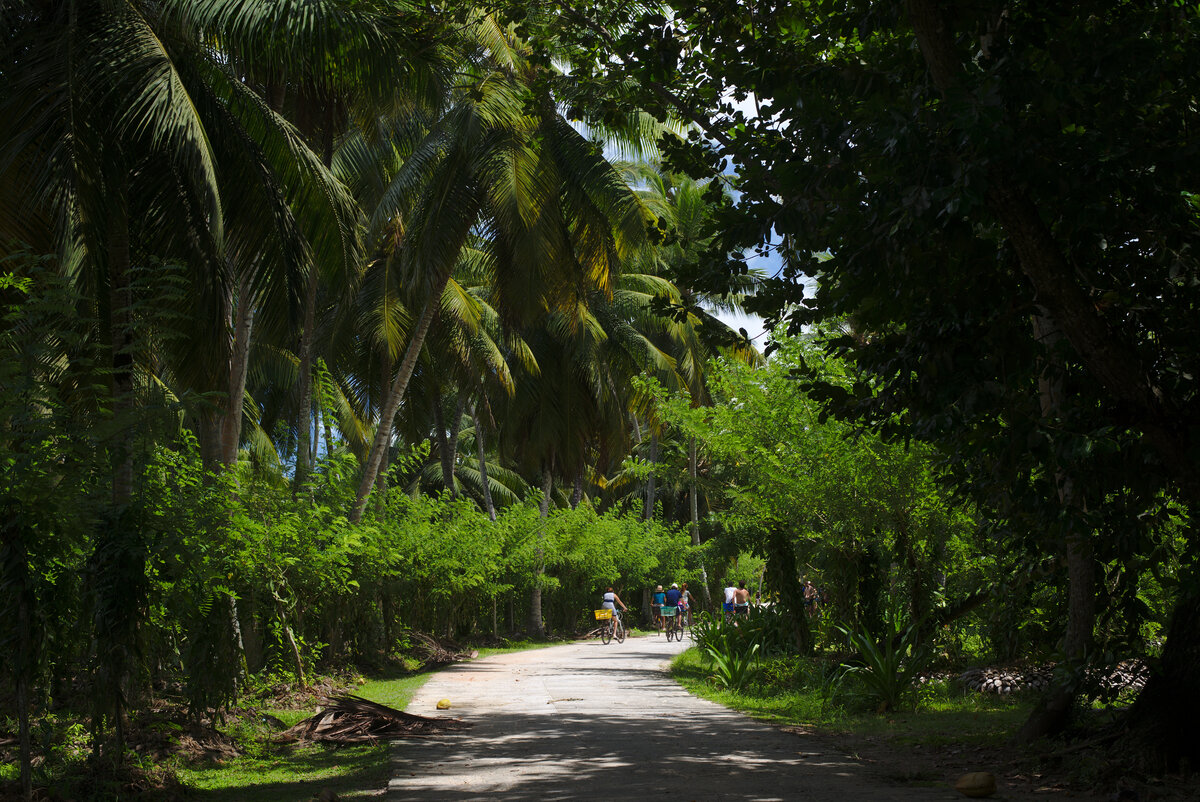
[
  {"xmin": 476, "ymin": 638, "xmax": 562, "ymax": 657},
  {"xmin": 174, "ymin": 741, "xmax": 389, "ymax": 801},
  {"xmin": 669, "ymin": 647, "xmax": 1034, "ymax": 748},
  {"xmin": 178, "ymin": 665, "xmax": 445, "ymax": 800}
]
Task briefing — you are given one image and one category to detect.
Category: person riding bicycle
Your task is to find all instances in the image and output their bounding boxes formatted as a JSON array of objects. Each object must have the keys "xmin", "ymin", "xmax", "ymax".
[
  {"xmin": 679, "ymin": 582, "xmax": 693, "ymax": 625},
  {"xmin": 652, "ymin": 584, "xmax": 666, "ymax": 630},
  {"xmin": 662, "ymin": 583, "xmax": 683, "ymax": 635},
  {"xmin": 601, "ymin": 587, "xmax": 627, "ymax": 619},
  {"xmin": 723, "ymin": 580, "xmax": 737, "ymax": 621}
]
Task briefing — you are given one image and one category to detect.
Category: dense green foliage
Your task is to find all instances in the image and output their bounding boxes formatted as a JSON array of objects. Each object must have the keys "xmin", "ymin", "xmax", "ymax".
[
  {"xmin": 4, "ymin": 0, "xmax": 1200, "ymax": 793},
  {"xmin": 508, "ymin": 0, "xmax": 1200, "ymax": 763}
]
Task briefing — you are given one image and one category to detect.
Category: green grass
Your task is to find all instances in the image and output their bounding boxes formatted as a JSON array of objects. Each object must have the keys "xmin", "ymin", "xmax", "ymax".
[
  {"xmin": 176, "ymin": 640, "xmax": 564, "ymax": 800},
  {"xmin": 670, "ymin": 648, "xmax": 1032, "ymax": 748},
  {"xmin": 174, "ymin": 741, "xmax": 390, "ymax": 801},
  {"xmin": 175, "ymin": 662, "xmax": 449, "ymax": 801}
]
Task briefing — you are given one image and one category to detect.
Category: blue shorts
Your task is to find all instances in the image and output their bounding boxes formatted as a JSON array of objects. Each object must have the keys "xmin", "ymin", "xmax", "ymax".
[{"xmin": 722, "ymin": 602, "xmax": 734, "ymax": 612}]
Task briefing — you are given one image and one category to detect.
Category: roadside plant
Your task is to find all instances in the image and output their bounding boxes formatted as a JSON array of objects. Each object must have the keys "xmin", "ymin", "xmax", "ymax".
[
  {"xmin": 835, "ymin": 618, "xmax": 932, "ymax": 713},
  {"xmin": 706, "ymin": 642, "xmax": 760, "ymax": 691},
  {"xmin": 690, "ymin": 611, "xmax": 765, "ymax": 690}
]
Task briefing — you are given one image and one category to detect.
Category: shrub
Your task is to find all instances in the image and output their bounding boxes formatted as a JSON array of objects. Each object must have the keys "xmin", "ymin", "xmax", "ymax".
[{"xmin": 835, "ymin": 618, "xmax": 932, "ymax": 713}]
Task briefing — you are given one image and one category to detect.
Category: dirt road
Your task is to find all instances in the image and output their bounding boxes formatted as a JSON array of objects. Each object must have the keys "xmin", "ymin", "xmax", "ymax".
[{"xmin": 389, "ymin": 635, "xmax": 961, "ymax": 801}]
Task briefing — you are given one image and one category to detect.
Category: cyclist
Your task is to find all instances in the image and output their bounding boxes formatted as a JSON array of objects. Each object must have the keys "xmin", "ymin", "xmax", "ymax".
[
  {"xmin": 723, "ymin": 579, "xmax": 737, "ymax": 622},
  {"xmin": 601, "ymin": 586, "xmax": 627, "ymax": 620},
  {"xmin": 679, "ymin": 582, "xmax": 693, "ymax": 625},
  {"xmin": 652, "ymin": 584, "xmax": 666, "ymax": 630},
  {"xmin": 662, "ymin": 583, "xmax": 683, "ymax": 636}
]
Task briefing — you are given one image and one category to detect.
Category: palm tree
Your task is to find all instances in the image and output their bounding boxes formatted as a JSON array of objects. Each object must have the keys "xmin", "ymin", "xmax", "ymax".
[
  {"xmin": 0, "ymin": 0, "xmax": 420, "ymax": 765},
  {"xmin": 347, "ymin": 22, "xmax": 650, "ymax": 523},
  {"xmin": 621, "ymin": 164, "xmax": 762, "ymax": 606}
]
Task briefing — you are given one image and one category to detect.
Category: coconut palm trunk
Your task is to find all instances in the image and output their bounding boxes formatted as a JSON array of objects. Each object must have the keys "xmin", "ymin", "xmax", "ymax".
[
  {"xmin": 689, "ymin": 435, "xmax": 711, "ymax": 607},
  {"xmin": 350, "ymin": 277, "xmax": 447, "ymax": 523},
  {"xmin": 220, "ymin": 276, "xmax": 255, "ymax": 466},
  {"xmin": 294, "ymin": 267, "xmax": 319, "ymax": 490},
  {"xmin": 644, "ymin": 429, "xmax": 658, "ymax": 521},
  {"xmin": 472, "ymin": 404, "xmax": 497, "ymax": 521},
  {"xmin": 108, "ymin": 200, "xmax": 135, "ymax": 506},
  {"xmin": 528, "ymin": 458, "xmax": 553, "ymax": 637}
]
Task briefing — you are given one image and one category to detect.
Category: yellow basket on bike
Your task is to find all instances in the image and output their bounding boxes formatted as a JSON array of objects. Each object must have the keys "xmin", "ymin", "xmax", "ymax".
[{"xmin": 594, "ymin": 609, "xmax": 613, "ymax": 620}]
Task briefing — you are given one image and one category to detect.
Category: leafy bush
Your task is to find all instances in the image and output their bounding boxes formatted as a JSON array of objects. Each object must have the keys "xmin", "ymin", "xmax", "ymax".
[
  {"xmin": 707, "ymin": 642, "xmax": 760, "ymax": 690},
  {"xmin": 690, "ymin": 606, "xmax": 794, "ymax": 660},
  {"xmin": 835, "ymin": 618, "xmax": 932, "ymax": 713}
]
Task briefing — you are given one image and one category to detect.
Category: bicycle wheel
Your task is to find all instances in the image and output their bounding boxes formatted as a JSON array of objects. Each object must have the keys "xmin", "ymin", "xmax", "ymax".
[
  {"xmin": 600, "ymin": 619, "xmax": 612, "ymax": 644},
  {"xmin": 614, "ymin": 617, "xmax": 626, "ymax": 643}
]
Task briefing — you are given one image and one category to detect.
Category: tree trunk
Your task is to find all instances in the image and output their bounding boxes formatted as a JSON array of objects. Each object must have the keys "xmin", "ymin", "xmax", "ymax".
[
  {"xmin": 240, "ymin": 588, "xmax": 264, "ymax": 673},
  {"xmin": 108, "ymin": 201, "xmax": 135, "ymax": 506},
  {"xmin": 528, "ymin": 460, "xmax": 553, "ymax": 637},
  {"xmin": 374, "ymin": 349, "xmax": 391, "ymax": 511},
  {"xmin": 472, "ymin": 404, "xmax": 496, "ymax": 521},
  {"xmin": 1123, "ymin": 575, "xmax": 1200, "ymax": 770},
  {"xmin": 220, "ymin": 277, "xmax": 255, "ymax": 467},
  {"xmin": 322, "ymin": 386, "xmax": 334, "ymax": 459},
  {"xmin": 644, "ymin": 430, "xmax": 658, "ymax": 521},
  {"xmin": 765, "ymin": 527, "xmax": 812, "ymax": 654},
  {"xmin": 295, "ymin": 97, "xmax": 339, "ymax": 490},
  {"xmin": 433, "ymin": 389, "xmax": 461, "ymax": 498},
  {"xmin": 1019, "ymin": 314, "xmax": 1096, "ymax": 741},
  {"xmin": 294, "ymin": 266, "xmax": 319, "ymax": 491},
  {"xmin": 2, "ymin": 518, "xmax": 34, "ymax": 800},
  {"xmin": 447, "ymin": 397, "xmax": 465, "ymax": 499},
  {"xmin": 689, "ymin": 436, "xmax": 711, "ymax": 607},
  {"xmin": 350, "ymin": 278, "xmax": 448, "ymax": 523},
  {"xmin": 227, "ymin": 593, "xmax": 247, "ymax": 686},
  {"xmin": 571, "ymin": 469, "xmax": 583, "ymax": 509}
]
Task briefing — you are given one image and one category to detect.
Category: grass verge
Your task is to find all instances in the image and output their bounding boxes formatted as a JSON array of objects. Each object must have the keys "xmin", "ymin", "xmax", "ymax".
[
  {"xmin": 669, "ymin": 647, "xmax": 1032, "ymax": 748},
  {"xmin": 172, "ymin": 670, "xmax": 435, "ymax": 802},
  {"xmin": 177, "ymin": 639, "xmax": 561, "ymax": 800}
]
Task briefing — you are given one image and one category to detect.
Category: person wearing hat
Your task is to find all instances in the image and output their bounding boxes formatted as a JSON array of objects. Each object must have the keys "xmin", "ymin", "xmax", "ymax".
[
  {"xmin": 652, "ymin": 584, "xmax": 666, "ymax": 630},
  {"xmin": 664, "ymin": 582, "xmax": 682, "ymax": 608},
  {"xmin": 662, "ymin": 583, "xmax": 683, "ymax": 637}
]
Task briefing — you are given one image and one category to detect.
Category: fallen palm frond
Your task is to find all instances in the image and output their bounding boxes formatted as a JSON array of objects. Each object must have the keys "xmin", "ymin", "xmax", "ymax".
[
  {"xmin": 279, "ymin": 694, "xmax": 469, "ymax": 744},
  {"xmin": 411, "ymin": 631, "xmax": 479, "ymax": 668}
]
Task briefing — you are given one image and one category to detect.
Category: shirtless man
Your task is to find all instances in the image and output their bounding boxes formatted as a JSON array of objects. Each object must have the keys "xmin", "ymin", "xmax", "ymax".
[{"xmin": 734, "ymin": 580, "xmax": 751, "ymax": 617}]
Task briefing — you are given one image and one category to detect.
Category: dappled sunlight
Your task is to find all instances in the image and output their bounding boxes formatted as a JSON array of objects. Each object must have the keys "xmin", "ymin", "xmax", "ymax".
[{"xmin": 388, "ymin": 639, "xmax": 943, "ymax": 800}]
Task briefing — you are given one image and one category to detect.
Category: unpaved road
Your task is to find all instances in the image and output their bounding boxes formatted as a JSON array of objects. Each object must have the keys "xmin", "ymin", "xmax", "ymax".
[{"xmin": 389, "ymin": 635, "xmax": 964, "ymax": 801}]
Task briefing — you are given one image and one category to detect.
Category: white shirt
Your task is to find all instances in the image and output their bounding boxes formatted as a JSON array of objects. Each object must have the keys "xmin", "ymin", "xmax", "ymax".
[{"xmin": 724, "ymin": 586, "xmax": 736, "ymax": 603}]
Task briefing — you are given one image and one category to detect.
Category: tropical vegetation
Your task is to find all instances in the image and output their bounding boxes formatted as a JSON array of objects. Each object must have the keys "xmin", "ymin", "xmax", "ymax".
[{"xmin": 3, "ymin": 0, "xmax": 1198, "ymax": 797}]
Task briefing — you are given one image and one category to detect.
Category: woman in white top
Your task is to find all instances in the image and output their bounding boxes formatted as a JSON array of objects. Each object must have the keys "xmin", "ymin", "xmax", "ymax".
[{"xmin": 601, "ymin": 587, "xmax": 627, "ymax": 614}]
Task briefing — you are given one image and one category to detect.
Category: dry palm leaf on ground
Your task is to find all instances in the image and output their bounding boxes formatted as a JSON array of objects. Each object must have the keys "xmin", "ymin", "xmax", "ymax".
[
  {"xmin": 412, "ymin": 631, "xmax": 478, "ymax": 668},
  {"xmin": 279, "ymin": 694, "xmax": 469, "ymax": 744}
]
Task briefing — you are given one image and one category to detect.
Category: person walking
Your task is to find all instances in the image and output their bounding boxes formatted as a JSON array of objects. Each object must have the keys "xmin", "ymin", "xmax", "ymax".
[
  {"xmin": 723, "ymin": 580, "xmax": 737, "ymax": 622},
  {"xmin": 804, "ymin": 580, "xmax": 818, "ymax": 618}
]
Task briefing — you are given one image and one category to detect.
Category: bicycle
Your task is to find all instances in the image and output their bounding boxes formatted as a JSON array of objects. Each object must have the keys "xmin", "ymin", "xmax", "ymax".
[
  {"xmin": 594, "ymin": 608, "xmax": 626, "ymax": 644},
  {"xmin": 661, "ymin": 605, "xmax": 683, "ymax": 642}
]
